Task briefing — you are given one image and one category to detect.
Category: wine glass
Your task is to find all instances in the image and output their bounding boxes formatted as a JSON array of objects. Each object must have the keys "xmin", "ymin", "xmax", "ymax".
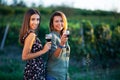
[
  {"xmin": 45, "ymin": 33, "xmax": 52, "ymax": 49},
  {"xmin": 64, "ymin": 30, "xmax": 70, "ymax": 37},
  {"xmin": 63, "ymin": 30, "xmax": 70, "ymax": 48},
  {"xmin": 45, "ymin": 33, "xmax": 52, "ymax": 42}
]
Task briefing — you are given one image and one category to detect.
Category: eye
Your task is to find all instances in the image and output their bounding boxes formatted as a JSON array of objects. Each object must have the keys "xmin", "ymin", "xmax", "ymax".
[
  {"xmin": 31, "ymin": 18, "xmax": 35, "ymax": 21},
  {"xmin": 60, "ymin": 20, "xmax": 63, "ymax": 22},
  {"xmin": 37, "ymin": 18, "xmax": 40, "ymax": 21},
  {"xmin": 55, "ymin": 20, "xmax": 58, "ymax": 23}
]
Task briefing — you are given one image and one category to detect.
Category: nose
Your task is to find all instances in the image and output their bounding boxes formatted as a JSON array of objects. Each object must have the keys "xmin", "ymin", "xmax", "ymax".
[
  {"xmin": 34, "ymin": 19, "xmax": 39, "ymax": 24},
  {"xmin": 58, "ymin": 21, "xmax": 62, "ymax": 25}
]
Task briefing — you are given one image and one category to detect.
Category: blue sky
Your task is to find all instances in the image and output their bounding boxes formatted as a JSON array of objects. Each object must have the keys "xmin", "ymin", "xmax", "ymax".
[{"xmin": 7, "ymin": 0, "xmax": 120, "ymax": 12}]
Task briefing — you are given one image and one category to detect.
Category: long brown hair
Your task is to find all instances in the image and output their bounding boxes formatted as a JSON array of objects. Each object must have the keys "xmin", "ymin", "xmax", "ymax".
[
  {"xmin": 49, "ymin": 11, "xmax": 68, "ymax": 35},
  {"xmin": 19, "ymin": 8, "xmax": 41, "ymax": 45}
]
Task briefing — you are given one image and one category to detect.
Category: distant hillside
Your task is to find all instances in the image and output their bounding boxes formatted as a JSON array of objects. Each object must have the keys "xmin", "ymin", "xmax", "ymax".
[{"xmin": 0, "ymin": 5, "xmax": 120, "ymax": 16}]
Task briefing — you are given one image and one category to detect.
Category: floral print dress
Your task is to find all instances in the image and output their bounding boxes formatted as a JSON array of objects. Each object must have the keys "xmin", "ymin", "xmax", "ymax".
[{"xmin": 22, "ymin": 30, "xmax": 45, "ymax": 80}]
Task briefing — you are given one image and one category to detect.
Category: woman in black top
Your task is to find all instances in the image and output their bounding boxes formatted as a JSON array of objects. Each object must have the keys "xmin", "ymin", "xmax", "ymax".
[{"xmin": 19, "ymin": 8, "xmax": 51, "ymax": 80}]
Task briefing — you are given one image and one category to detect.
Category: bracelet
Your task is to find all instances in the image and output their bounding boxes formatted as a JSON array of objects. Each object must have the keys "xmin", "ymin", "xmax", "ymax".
[{"xmin": 58, "ymin": 44, "xmax": 65, "ymax": 49}]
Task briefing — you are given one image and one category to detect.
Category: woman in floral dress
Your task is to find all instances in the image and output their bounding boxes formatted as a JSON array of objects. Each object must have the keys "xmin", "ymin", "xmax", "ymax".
[{"xmin": 19, "ymin": 8, "xmax": 51, "ymax": 80}]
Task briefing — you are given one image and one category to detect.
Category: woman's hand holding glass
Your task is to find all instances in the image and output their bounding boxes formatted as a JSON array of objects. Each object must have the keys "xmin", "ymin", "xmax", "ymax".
[
  {"xmin": 60, "ymin": 34, "xmax": 68, "ymax": 47},
  {"xmin": 60, "ymin": 30, "xmax": 70, "ymax": 47},
  {"xmin": 42, "ymin": 42, "xmax": 51, "ymax": 53}
]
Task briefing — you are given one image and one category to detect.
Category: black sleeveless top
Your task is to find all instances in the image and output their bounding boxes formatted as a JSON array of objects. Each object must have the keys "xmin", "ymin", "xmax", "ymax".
[{"xmin": 22, "ymin": 30, "xmax": 45, "ymax": 80}]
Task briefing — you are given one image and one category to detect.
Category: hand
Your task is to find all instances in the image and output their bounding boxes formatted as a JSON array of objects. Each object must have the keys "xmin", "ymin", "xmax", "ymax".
[
  {"xmin": 60, "ymin": 34, "xmax": 68, "ymax": 46},
  {"xmin": 43, "ymin": 42, "xmax": 51, "ymax": 53},
  {"xmin": 46, "ymin": 42, "xmax": 51, "ymax": 49}
]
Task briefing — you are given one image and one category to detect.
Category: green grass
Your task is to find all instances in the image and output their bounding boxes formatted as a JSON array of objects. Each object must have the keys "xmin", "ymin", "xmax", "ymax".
[
  {"xmin": 0, "ymin": 46, "xmax": 25, "ymax": 80},
  {"xmin": 0, "ymin": 72, "xmax": 23, "ymax": 80},
  {"xmin": 0, "ymin": 46, "xmax": 120, "ymax": 80},
  {"xmin": 69, "ymin": 64, "xmax": 120, "ymax": 80}
]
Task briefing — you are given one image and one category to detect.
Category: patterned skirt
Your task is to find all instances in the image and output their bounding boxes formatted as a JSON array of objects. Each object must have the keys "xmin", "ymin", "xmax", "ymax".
[{"xmin": 23, "ymin": 57, "xmax": 45, "ymax": 80}]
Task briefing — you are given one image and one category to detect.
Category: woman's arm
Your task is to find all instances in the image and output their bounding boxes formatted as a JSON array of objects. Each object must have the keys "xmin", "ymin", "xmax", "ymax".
[
  {"xmin": 53, "ymin": 34, "xmax": 68, "ymax": 58},
  {"xmin": 22, "ymin": 33, "xmax": 50, "ymax": 60}
]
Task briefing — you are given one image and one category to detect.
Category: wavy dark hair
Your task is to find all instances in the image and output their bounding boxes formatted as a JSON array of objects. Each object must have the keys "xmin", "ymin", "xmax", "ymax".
[{"xmin": 19, "ymin": 8, "xmax": 41, "ymax": 45}]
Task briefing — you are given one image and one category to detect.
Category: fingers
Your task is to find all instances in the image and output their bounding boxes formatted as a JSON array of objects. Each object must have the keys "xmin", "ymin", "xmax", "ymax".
[
  {"xmin": 60, "ymin": 34, "xmax": 68, "ymax": 45},
  {"xmin": 46, "ymin": 42, "xmax": 51, "ymax": 49}
]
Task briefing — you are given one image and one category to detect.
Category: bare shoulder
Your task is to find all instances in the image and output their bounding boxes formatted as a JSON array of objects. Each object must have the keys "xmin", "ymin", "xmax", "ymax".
[
  {"xmin": 25, "ymin": 33, "xmax": 36, "ymax": 42},
  {"xmin": 28, "ymin": 32, "xmax": 36, "ymax": 38}
]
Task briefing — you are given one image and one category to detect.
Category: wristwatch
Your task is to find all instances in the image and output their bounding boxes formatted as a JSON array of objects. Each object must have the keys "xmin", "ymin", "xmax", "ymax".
[{"xmin": 58, "ymin": 44, "xmax": 65, "ymax": 49}]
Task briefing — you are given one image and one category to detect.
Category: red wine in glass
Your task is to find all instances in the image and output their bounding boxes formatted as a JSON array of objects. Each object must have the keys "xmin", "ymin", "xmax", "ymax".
[
  {"xmin": 46, "ymin": 38, "xmax": 51, "ymax": 42},
  {"xmin": 64, "ymin": 30, "xmax": 70, "ymax": 37},
  {"xmin": 45, "ymin": 34, "xmax": 52, "ymax": 42}
]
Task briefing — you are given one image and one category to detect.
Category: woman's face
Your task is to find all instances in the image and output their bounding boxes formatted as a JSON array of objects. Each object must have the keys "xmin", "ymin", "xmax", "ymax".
[
  {"xmin": 53, "ymin": 16, "xmax": 63, "ymax": 33},
  {"xmin": 29, "ymin": 14, "xmax": 40, "ymax": 30}
]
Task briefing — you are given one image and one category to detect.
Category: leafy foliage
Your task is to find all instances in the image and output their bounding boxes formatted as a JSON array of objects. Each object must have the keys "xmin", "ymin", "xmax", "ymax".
[{"xmin": 0, "ymin": 5, "xmax": 120, "ymax": 80}]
